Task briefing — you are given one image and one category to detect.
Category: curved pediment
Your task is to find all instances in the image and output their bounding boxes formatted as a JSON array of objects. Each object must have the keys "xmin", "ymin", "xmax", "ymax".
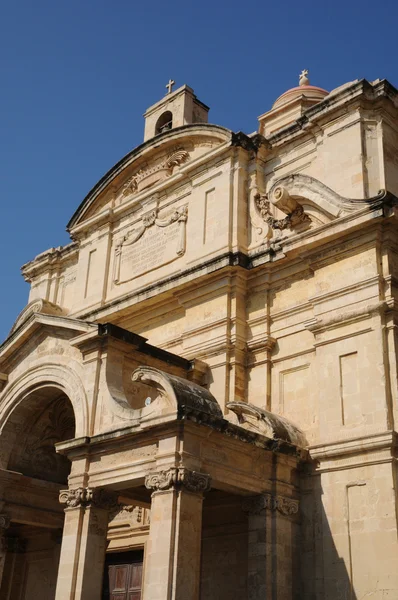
[
  {"xmin": 67, "ymin": 124, "xmax": 232, "ymax": 232},
  {"xmin": 227, "ymin": 401, "xmax": 307, "ymax": 447},
  {"xmin": 268, "ymin": 174, "xmax": 385, "ymax": 220},
  {"xmin": 9, "ymin": 299, "xmax": 66, "ymax": 336},
  {"xmin": 250, "ymin": 174, "xmax": 389, "ymax": 242},
  {"xmin": 107, "ymin": 365, "xmax": 223, "ymax": 427}
]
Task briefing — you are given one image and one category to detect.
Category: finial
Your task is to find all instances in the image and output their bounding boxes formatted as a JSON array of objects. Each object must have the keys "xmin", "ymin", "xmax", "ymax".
[
  {"xmin": 299, "ymin": 69, "xmax": 309, "ymax": 87},
  {"xmin": 166, "ymin": 79, "xmax": 175, "ymax": 94}
]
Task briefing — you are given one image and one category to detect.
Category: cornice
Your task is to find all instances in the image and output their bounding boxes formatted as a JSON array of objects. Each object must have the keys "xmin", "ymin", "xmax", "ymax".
[
  {"xmin": 21, "ymin": 242, "xmax": 78, "ymax": 282},
  {"xmin": 309, "ymin": 430, "xmax": 397, "ymax": 461},
  {"xmin": 67, "ymin": 124, "xmax": 233, "ymax": 231},
  {"xmin": 265, "ymin": 78, "xmax": 398, "ymax": 147},
  {"xmin": 0, "ymin": 313, "xmax": 96, "ymax": 367}
]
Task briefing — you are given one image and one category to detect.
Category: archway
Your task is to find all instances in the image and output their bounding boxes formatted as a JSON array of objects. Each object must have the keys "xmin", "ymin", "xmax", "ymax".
[
  {"xmin": 155, "ymin": 110, "xmax": 173, "ymax": 134},
  {"xmin": 0, "ymin": 385, "xmax": 76, "ymax": 600}
]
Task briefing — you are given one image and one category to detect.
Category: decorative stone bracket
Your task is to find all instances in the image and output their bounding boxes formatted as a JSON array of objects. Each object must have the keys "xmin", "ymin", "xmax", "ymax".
[
  {"xmin": 254, "ymin": 191, "xmax": 311, "ymax": 231},
  {"xmin": 145, "ymin": 467, "xmax": 211, "ymax": 494},
  {"xmin": 59, "ymin": 487, "xmax": 118, "ymax": 510},
  {"xmin": 242, "ymin": 493, "xmax": 299, "ymax": 516}
]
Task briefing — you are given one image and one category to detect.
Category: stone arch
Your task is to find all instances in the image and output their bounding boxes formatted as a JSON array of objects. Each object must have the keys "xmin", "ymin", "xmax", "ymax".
[
  {"xmin": 3, "ymin": 385, "xmax": 75, "ymax": 483},
  {"xmin": 0, "ymin": 362, "xmax": 89, "ymax": 440},
  {"xmin": 155, "ymin": 110, "xmax": 173, "ymax": 135}
]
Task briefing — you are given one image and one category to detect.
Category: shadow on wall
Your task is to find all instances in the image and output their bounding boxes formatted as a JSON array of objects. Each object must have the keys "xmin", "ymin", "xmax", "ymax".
[{"xmin": 300, "ymin": 465, "xmax": 358, "ymax": 600}]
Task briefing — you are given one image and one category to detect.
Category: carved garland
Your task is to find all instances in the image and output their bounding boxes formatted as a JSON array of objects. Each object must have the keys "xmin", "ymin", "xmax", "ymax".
[
  {"xmin": 145, "ymin": 467, "xmax": 211, "ymax": 494},
  {"xmin": 242, "ymin": 493, "xmax": 299, "ymax": 516},
  {"xmin": 59, "ymin": 487, "xmax": 118, "ymax": 510},
  {"xmin": 254, "ymin": 194, "xmax": 311, "ymax": 231},
  {"xmin": 113, "ymin": 205, "xmax": 188, "ymax": 284},
  {"xmin": 122, "ymin": 148, "xmax": 190, "ymax": 196}
]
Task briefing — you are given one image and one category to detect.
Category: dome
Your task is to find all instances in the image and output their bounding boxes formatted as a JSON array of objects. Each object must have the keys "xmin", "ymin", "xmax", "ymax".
[
  {"xmin": 258, "ymin": 70, "xmax": 329, "ymax": 137},
  {"xmin": 272, "ymin": 84, "xmax": 329, "ymax": 109}
]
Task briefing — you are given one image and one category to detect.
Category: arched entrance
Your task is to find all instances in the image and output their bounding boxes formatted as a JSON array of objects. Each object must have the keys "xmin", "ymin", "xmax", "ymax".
[{"xmin": 0, "ymin": 385, "xmax": 76, "ymax": 600}]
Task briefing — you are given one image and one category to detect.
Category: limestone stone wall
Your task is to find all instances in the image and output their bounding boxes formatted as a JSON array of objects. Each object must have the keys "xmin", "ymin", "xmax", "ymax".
[
  {"xmin": 4, "ymin": 77, "xmax": 398, "ymax": 599},
  {"xmin": 200, "ymin": 495, "xmax": 248, "ymax": 600}
]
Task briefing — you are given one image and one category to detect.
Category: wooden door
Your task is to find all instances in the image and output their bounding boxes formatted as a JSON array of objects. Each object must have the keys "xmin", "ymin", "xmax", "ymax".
[{"xmin": 103, "ymin": 551, "xmax": 143, "ymax": 600}]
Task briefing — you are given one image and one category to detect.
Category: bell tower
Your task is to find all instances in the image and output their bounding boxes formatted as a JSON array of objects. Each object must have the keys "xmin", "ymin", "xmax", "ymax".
[{"xmin": 143, "ymin": 80, "xmax": 209, "ymax": 141}]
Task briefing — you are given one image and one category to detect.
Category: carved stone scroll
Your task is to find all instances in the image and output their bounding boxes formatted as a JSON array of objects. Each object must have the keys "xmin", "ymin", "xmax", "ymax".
[
  {"xmin": 145, "ymin": 467, "xmax": 211, "ymax": 494},
  {"xmin": 122, "ymin": 148, "xmax": 189, "ymax": 196},
  {"xmin": 113, "ymin": 205, "xmax": 188, "ymax": 284},
  {"xmin": 242, "ymin": 493, "xmax": 299, "ymax": 516},
  {"xmin": 254, "ymin": 193, "xmax": 311, "ymax": 231},
  {"xmin": 59, "ymin": 487, "xmax": 118, "ymax": 510}
]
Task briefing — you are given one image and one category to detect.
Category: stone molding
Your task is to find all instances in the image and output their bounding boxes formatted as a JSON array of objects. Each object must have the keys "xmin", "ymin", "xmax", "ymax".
[
  {"xmin": 59, "ymin": 487, "xmax": 118, "ymax": 510},
  {"xmin": 242, "ymin": 493, "xmax": 299, "ymax": 516},
  {"xmin": 145, "ymin": 467, "xmax": 211, "ymax": 494}
]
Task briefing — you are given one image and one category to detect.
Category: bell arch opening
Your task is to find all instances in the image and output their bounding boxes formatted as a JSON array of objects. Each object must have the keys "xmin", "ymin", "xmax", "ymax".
[{"xmin": 155, "ymin": 110, "xmax": 173, "ymax": 134}]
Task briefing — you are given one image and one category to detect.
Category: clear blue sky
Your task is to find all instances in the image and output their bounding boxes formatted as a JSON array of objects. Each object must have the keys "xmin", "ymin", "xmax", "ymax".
[{"xmin": 0, "ymin": 0, "xmax": 397, "ymax": 341}]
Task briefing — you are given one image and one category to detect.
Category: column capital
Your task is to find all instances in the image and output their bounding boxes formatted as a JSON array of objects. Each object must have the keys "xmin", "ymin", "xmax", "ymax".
[
  {"xmin": 145, "ymin": 466, "xmax": 211, "ymax": 494},
  {"xmin": 59, "ymin": 487, "xmax": 118, "ymax": 510},
  {"xmin": 242, "ymin": 493, "xmax": 299, "ymax": 516}
]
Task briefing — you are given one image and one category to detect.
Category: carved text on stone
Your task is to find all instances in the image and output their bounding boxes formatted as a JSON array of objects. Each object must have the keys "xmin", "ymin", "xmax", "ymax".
[{"xmin": 114, "ymin": 205, "xmax": 187, "ymax": 284}]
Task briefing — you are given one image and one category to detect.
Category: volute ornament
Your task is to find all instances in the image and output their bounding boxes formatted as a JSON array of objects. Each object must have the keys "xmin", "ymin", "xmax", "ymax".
[
  {"xmin": 242, "ymin": 493, "xmax": 299, "ymax": 516},
  {"xmin": 145, "ymin": 467, "xmax": 211, "ymax": 494},
  {"xmin": 254, "ymin": 192, "xmax": 311, "ymax": 231},
  {"xmin": 59, "ymin": 487, "xmax": 118, "ymax": 510}
]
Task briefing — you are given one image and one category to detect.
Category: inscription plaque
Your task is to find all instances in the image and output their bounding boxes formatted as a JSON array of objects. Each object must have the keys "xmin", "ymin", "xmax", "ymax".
[{"xmin": 114, "ymin": 205, "xmax": 187, "ymax": 284}]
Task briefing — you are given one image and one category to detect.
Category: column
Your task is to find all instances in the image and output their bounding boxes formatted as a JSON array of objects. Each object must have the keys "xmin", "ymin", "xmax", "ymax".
[
  {"xmin": 243, "ymin": 493, "xmax": 299, "ymax": 600},
  {"xmin": 143, "ymin": 467, "xmax": 211, "ymax": 600},
  {"xmin": 55, "ymin": 487, "xmax": 117, "ymax": 600}
]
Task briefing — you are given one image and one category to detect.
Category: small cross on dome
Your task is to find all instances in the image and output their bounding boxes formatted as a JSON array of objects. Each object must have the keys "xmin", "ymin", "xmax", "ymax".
[
  {"xmin": 166, "ymin": 79, "xmax": 175, "ymax": 94},
  {"xmin": 299, "ymin": 69, "xmax": 310, "ymax": 86}
]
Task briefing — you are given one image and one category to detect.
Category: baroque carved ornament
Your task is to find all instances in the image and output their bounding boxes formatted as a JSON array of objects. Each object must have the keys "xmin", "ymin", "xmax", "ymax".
[
  {"xmin": 59, "ymin": 487, "xmax": 118, "ymax": 510},
  {"xmin": 254, "ymin": 193, "xmax": 311, "ymax": 231},
  {"xmin": 108, "ymin": 504, "xmax": 150, "ymax": 527},
  {"xmin": 242, "ymin": 493, "xmax": 299, "ymax": 516},
  {"xmin": 145, "ymin": 467, "xmax": 211, "ymax": 494},
  {"xmin": 122, "ymin": 148, "xmax": 190, "ymax": 197}
]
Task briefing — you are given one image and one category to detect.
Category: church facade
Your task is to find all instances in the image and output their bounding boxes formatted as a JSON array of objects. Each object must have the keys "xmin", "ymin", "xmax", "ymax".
[{"xmin": 1, "ymin": 72, "xmax": 398, "ymax": 599}]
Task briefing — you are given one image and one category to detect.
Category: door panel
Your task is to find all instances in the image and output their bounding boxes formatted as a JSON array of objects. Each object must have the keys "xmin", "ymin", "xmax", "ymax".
[{"xmin": 103, "ymin": 551, "xmax": 143, "ymax": 600}]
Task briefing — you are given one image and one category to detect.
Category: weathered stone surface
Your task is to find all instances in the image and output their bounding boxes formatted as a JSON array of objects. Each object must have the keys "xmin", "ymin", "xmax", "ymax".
[{"xmin": 2, "ymin": 74, "xmax": 398, "ymax": 599}]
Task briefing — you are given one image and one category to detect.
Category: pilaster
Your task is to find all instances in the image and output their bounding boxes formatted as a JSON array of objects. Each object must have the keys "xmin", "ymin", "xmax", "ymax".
[
  {"xmin": 242, "ymin": 493, "xmax": 299, "ymax": 600},
  {"xmin": 143, "ymin": 466, "xmax": 211, "ymax": 600},
  {"xmin": 55, "ymin": 487, "xmax": 118, "ymax": 600}
]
